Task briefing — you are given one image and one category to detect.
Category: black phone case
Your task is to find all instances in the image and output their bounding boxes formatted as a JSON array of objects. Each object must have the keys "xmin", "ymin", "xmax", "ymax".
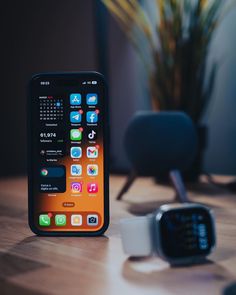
[{"xmin": 27, "ymin": 72, "xmax": 109, "ymax": 236}]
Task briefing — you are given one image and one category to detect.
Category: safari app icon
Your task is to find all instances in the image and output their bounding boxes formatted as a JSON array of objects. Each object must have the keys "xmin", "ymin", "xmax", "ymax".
[{"xmin": 70, "ymin": 147, "xmax": 82, "ymax": 158}]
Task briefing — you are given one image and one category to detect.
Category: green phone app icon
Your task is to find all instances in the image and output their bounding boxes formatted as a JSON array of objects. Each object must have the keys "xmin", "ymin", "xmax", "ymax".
[
  {"xmin": 70, "ymin": 129, "xmax": 82, "ymax": 141},
  {"xmin": 39, "ymin": 214, "xmax": 51, "ymax": 226},
  {"xmin": 55, "ymin": 214, "xmax": 66, "ymax": 226}
]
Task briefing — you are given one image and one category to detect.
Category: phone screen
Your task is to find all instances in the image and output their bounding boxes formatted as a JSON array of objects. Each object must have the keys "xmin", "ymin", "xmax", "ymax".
[{"xmin": 28, "ymin": 73, "xmax": 109, "ymax": 234}]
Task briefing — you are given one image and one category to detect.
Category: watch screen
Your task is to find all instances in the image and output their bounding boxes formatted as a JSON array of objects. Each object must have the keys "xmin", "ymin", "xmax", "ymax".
[
  {"xmin": 159, "ymin": 207, "xmax": 215, "ymax": 258},
  {"xmin": 29, "ymin": 73, "xmax": 108, "ymax": 233}
]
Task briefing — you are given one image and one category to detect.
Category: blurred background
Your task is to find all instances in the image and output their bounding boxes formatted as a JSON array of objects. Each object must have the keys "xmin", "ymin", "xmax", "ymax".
[{"xmin": 1, "ymin": 0, "xmax": 236, "ymax": 178}]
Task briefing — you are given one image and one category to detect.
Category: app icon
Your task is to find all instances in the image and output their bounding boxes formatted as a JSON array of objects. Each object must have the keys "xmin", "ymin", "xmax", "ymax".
[
  {"xmin": 87, "ymin": 182, "xmax": 98, "ymax": 193},
  {"xmin": 87, "ymin": 214, "xmax": 98, "ymax": 226},
  {"xmin": 86, "ymin": 93, "xmax": 98, "ymax": 105},
  {"xmin": 87, "ymin": 146, "xmax": 98, "ymax": 158},
  {"xmin": 70, "ymin": 129, "xmax": 82, "ymax": 141},
  {"xmin": 87, "ymin": 129, "xmax": 97, "ymax": 140},
  {"xmin": 71, "ymin": 164, "xmax": 82, "ymax": 176},
  {"xmin": 55, "ymin": 214, "xmax": 66, "ymax": 226},
  {"xmin": 71, "ymin": 214, "xmax": 82, "ymax": 226},
  {"xmin": 70, "ymin": 111, "xmax": 82, "ymax": 123},
  {"xmin": 86, "ymin": 111, "xmax": 98, "ymax": 123},
  {"xmin": 39, "ymin": 214, "xmax": 51, "ymax": 226},
  {"xmin": 71, "ymin": 182, "xmax": 83, "ymax": 193},
  {"xmin": 70, "ymin": 147, "xmax": 82, "ymax": 158},
  {"xmin": 87, "ymin": 164, "xmax": 98, "ymax": 176},
  {"xmin": 40, "ymin": 168, "xmax": 48, "ymax": 176},
  {"xmin": 70, "ymin": 93, "xmax": 81, "ymax": 105}
]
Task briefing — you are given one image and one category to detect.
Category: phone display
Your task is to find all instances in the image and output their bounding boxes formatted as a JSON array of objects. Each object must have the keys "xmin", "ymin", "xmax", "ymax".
[{"xmin": 28, "ymin": 72, "xmax": 109, "ymax": 235}]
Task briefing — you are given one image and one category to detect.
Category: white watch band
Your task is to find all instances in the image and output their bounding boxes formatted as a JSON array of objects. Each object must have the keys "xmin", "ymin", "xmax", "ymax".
[{"xmin": 120, "ymin": 215, "xmax": 154, "ymax": 257}]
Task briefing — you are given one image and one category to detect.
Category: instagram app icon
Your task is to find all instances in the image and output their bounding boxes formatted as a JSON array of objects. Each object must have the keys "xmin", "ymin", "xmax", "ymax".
[{"xmin": 71, "ymin": 182, "xmax": 83, "ymax": 193}]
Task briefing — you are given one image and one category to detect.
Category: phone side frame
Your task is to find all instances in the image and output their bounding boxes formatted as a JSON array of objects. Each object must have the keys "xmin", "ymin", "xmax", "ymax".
[{"xmin": 27, "ymin": 72, "xmax": 110, "ymax": 236}]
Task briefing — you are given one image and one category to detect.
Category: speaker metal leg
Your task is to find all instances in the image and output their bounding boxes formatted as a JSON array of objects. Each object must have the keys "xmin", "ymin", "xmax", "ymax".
[
  {"xmin": 169, "ymin": 170, "xmax": 190, "ymax": 203},
  {"xmin": 116, "ymin": 170, "xmax": 137, "ymax": 201}
]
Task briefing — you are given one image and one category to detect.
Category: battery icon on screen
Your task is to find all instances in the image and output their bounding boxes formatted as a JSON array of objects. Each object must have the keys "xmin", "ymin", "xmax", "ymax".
[{"xmin": 92, "ymin": 81, "xmax": 97, "ymax": 84}]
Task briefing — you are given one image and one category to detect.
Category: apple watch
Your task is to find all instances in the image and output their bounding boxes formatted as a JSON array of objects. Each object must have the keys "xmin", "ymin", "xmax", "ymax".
[{"xmin": 120, "ymin": 203, "xmax": 216, "ymax": 265}]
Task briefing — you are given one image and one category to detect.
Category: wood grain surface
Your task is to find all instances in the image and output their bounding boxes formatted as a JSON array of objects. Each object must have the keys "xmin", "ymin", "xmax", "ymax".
[{"xmin": 0, "ymin": 176, "xmax": 236, "ymax": 295}]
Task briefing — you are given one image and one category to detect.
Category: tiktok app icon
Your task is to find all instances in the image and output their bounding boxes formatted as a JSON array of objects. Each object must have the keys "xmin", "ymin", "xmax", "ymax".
[{"xmin": 87, "ymin": 129, "xmax": 97, "ymax": 141}]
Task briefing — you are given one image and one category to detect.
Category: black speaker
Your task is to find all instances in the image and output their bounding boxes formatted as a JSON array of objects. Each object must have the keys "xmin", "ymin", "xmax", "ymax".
[{"xmin": 124, "ymin": 111, "xmax": 197, "ymax": 176}]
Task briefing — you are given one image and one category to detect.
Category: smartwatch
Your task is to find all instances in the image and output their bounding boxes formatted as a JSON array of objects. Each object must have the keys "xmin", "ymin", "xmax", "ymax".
[{"xmin": 120, "ymin": 203, "xmax": 216, "ymax": 265}]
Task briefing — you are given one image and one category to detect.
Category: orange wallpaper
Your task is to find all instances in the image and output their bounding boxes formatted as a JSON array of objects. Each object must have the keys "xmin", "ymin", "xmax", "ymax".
[{"xmin": 35, "ymin": 136, "xmax": 104, "ymax": 232}]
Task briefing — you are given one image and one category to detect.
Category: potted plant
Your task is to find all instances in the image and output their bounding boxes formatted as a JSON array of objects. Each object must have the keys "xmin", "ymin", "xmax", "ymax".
[{"xmin": 101, "ymin": 0, "xmax": 235, "ymax": 180}]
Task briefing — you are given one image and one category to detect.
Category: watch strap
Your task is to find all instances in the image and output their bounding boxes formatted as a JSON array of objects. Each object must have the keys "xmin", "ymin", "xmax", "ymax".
[{"xmin": 120, "ymin": 215, "xmax": 154, "ymax": 257}]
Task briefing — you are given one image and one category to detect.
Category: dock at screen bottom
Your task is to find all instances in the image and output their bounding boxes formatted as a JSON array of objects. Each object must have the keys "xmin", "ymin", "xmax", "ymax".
[{"xmin": 38, "ymin": 212, "xmax": 100, "ymax": 228}]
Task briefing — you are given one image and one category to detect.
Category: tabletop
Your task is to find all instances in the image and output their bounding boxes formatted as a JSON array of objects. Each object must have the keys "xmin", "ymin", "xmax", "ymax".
[{"xmin": 0, "ymin": 175, "xmax": 236, "ymax": 295}]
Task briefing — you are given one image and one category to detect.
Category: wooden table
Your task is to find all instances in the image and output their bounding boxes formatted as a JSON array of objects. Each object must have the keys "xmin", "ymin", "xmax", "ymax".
[{"xmin": 1, "ymin": 176, "xmax": 236, "ymax": 295}]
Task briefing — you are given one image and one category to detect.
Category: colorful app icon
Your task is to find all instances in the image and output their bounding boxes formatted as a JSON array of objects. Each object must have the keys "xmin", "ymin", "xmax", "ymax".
[
  {"xmin": 71, "ymin": 182, "xmax": 83, "ymax": 193},
  {"xmin": 87, "ymin": 146, "xmax": 98, "ymax": 158},
  {"xmin": 55, "ymin": 214, "xmax": 66, "ymax": 226},
  {"xmin": 39, "ymin": 214, "xmax": 51, "ymax": 226},
  {"xmin": 71, "ymin": 214, "xmax": 82, "ymax": 226},
  {"xmin": 40, "ymin": 168, "xmax": 48, "ymax": 176},
  {"xmin": 87, "ymin": 182, "xmax": 98, "ymax": 193},
  {"xmin": 86, "ymin": 111, "xmax": 98, "ymax": 123},
  {"xmin": 70, "ymin": 93, "xmax": 81, "ymax": 105},
  {"xmin": 70, "ymin": 111, "xmax": 82, "ymax": 123},
  {"xmin": 70, "ymin": 147, "xmax": 82, "ymax": 158},
  {"xmin": 70, "ymin": 129, "xmax": 82, "ymax": 141},
  {"xmin": 86, "ymin": 93, "xmax": 98, "ymax": 105},
  {"xmin": 87, "ymin": 164, "xmax": 98, "ymax": 176},
  {"xmin": 71, "ymin": 164, "xmax": 82, "ymax": 176},
  {"xmin": 87, "ymin": 214, "xmax": 98, "ymax": 226},
  {"xmin": 87, "ymin": 129, "xmax": 97, "ymax": 140}
]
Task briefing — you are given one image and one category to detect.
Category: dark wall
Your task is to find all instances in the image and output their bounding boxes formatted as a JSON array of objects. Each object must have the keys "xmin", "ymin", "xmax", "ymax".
[{"xmin": 0, "ymin": 0, "xmax": 98, "ymax": 176}]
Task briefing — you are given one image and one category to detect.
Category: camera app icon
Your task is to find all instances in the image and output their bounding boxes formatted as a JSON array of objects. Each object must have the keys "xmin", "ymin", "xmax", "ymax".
[{"xmin": 87, "ymin": 214, "xmax": 98, "ymax": 226}]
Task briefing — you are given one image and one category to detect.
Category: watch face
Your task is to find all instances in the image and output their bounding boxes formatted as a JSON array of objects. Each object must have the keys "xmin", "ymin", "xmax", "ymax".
[{"xmin": 159, "ymin": 207, "xmax": 215, "ymax": 259}]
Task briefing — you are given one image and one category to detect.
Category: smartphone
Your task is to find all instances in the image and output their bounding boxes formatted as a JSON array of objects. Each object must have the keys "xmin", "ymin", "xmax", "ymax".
[{"xmin": 28, "ymin": 72, "xmax": 109, "ymax": 236}]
